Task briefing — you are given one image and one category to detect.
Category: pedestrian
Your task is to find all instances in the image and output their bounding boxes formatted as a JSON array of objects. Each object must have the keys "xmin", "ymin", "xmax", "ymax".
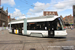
[{"xmin": 71, "ymin": 26, "xmax": 73, "ymax": 30}]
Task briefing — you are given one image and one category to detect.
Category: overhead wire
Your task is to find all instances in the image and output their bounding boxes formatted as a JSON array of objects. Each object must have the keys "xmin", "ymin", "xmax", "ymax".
[{"xmin": 9, "ymin": 0, "xmax": 75, "ymax": 18}]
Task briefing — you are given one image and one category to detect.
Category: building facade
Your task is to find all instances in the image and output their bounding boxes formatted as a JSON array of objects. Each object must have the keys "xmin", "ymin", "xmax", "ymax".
[
  {"xmin": 73, "ymin": 5, "xmax": 75, "ymax": 28},
  {"xmin": 11, "ymin": 18, "xmax": 16, "ymax": 21},
  {"xmin": 43, "ymin": 11, "xmax": 58, "ymax": 16},
  {"xmin": 63, "ymin": 15, "xmax": 74, "ymax": 27},
  {"xmin": 0, "ymin": 7, "xmax": 8, "ymax": 27}
]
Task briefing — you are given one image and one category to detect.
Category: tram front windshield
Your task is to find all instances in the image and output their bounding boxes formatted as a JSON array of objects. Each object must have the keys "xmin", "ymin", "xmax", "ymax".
[{"xmin": 55, "ymin": 18, "xmax": 64, "ymax": 30}]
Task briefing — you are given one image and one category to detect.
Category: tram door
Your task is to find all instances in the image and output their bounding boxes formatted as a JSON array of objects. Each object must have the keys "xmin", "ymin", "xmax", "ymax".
[
  {"xmin": 48, "ymin": 21, "xmax": 54, "ymax": 37},
  {"xmin": 11, "ymin": 24, "xmax": 15, "ymax": 34},
  {"xmin": 18, "ymin": 23, "xmax": 23, "ymax": 35},
  {"xmin": 12, "ymin": 28, "xmax": 14, "ymax": 34},
  {"xmin": 11, "ymin": 23, "xmax": 23, "ymax": 34}
]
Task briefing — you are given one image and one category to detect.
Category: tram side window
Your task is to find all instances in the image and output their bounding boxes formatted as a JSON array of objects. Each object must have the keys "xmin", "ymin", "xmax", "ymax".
[
  {"xmin": 15, "ymin": 24, "xmax": 17, "ymax": 29},
  {"xmin": 40, "ymin": 22, "xmax": 45, "ymax": 30},
  {"xmin": 18, "ymin": 23, "xmax": 23, "ymax": 30},
  {"xmin": 27, "ymin": 23, "xmax": 36, "ymax": 30},
  {"xmin": 35, "ymin": 22, "xmax": 46, "ymax": 30},
  {"xmin": 30, "ymin": 23, "xmax": 36, "ymax": 30},
  {"xmin": 27, "ymin": 23, "xmax": 30, "ymax": 30},
  {"xmin": 11, "ymin": 23, "xmax": 23, "ymax": 29},
  {"xmin": 11, "ymin": 24, "xmax": 14, "ymax": 29},
  {"xmin": 27, "ymin": 22, "xmax": 47, "ymax": 30},
  {"xmin": 36, "ymin": 23, "xmax": 41, "ymax": 30}
]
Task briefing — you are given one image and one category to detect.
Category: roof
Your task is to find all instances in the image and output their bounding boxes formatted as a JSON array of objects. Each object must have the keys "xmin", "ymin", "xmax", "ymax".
[
  {"xmin": 9, "ymin": 15, "xmax": 59, "ymax": 24},
  {"xmin": 63, "ymin": 17, "xmax": 65, "ymax": 20},
  {"xmin": 63, "ymin": 14, "xmax": 73, "ymax": 19},
  {"xmin": 43, "ymin": 11, "xmax": 58, "ymax": 16},
  {"xmin": 27, "ymin": 15, "xmax": 59, "ymax": 20}
]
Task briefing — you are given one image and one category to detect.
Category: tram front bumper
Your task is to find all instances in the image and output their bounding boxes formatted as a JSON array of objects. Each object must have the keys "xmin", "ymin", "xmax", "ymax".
[{"xmin": 54, "ymin": 30, "xmax": 67, "ymax": 37}]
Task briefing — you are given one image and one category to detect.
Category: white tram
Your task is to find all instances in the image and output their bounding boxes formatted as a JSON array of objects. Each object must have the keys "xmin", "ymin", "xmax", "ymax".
[{"xmin": 8, "ymin": 15, "xmax": 67, "ymax": 37}]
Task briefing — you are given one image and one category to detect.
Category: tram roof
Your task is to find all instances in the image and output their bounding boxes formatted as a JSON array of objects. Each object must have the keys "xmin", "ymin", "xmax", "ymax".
[
  {"xmin": 27, "ymin": 15, "xmax": 59, "ymax": 20},
  {"xmin": 8, "ymin": 15, "xmax": 59, "ymax": 24}
]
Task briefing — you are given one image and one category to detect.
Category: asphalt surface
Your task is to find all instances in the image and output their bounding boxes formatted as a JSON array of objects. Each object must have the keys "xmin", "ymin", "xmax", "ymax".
[{"xmin": 0, "ymin": 29, "xmax": 75, "ymax": 50}]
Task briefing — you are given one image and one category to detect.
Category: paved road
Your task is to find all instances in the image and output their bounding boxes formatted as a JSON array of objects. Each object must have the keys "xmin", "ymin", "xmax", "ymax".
[{"xmin": 0, "ymin": 29, "xmax": 75, "ymax": 50}]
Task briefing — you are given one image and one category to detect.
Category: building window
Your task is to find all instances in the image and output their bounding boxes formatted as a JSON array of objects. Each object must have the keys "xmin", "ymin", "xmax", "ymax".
[
  {"xmin": 46, "ymin": 14, "xmax": 48, "ymax": 16},
  {"xmin": 53, "ymin": 14, "xmax": 55, "ymax": 15},
  {"xmin": 49, "ymin": 14, "xmax": 51, "ymax": 15}
]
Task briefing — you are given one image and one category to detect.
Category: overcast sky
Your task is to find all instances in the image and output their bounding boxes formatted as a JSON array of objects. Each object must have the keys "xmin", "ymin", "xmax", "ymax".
[{"xmin": 1, "ymin": 0, "xmax": 75, "ymax": 19}]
